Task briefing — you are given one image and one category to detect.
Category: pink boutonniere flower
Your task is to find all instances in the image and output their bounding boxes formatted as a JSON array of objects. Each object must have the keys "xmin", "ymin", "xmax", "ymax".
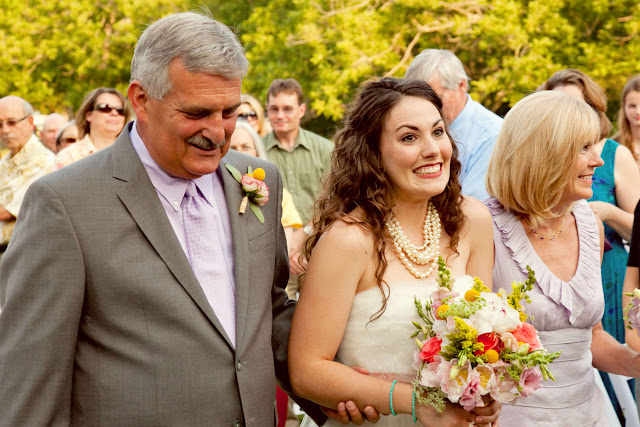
[{"xmin": 225, "ymin": 164, "xmax": 269, "ymax": 224}]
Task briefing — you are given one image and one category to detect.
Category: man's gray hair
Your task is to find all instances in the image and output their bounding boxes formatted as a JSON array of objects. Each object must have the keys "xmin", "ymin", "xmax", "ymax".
[
  {"xmin": 0, "ymin": 95, "xmax": 34, "ymax": 116},
  {"xmin": 131, "ymin": 11, "xmax": 249, "ymax": 100},
  {"xmin": 404, "ymin": 49, "xmax": 469, "ymax": 92}
]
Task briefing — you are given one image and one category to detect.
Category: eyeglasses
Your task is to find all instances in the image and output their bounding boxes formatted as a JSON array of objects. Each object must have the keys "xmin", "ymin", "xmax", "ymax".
[
  {"xmin": 0, "ymin": 115, "xmax": 28, "ymax": 128},
  {"xmin": 238, "ymin": 112, "xmax": 258, "ymax": 120},
  {"xmin": 93, "ymin": 103, "xmax": 125, "ymax": 116},
  {"xmin": 266, "ymin": 106, "xmax": 297, "ymax": 115}
]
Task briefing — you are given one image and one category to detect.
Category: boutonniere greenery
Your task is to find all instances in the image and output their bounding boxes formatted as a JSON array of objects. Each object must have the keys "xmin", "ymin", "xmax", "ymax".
[{"xmin": 225, "ymin": 164, "xmax": 269, "ymax": 224}]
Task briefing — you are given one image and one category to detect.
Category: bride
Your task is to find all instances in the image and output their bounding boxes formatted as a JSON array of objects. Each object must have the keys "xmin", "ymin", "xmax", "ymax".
[{"xmin": 288, "ymin": 77, "xmax": 501, "ymax": 426}]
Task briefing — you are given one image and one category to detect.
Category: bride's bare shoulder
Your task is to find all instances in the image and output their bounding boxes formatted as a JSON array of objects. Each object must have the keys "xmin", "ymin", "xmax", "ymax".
[
  {"xmin": 460, "ymin": 196, "xmax": 492, "ymax": 231},
  {"xmin": 318, "ymin": 210, "xmax": 378, "ymax": 254}
]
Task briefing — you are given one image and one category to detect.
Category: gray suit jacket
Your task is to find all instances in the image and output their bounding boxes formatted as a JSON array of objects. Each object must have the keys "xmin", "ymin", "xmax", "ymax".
[{"xmin": 0, "ymin": 125, "xmax": 324, "ymax": 426}]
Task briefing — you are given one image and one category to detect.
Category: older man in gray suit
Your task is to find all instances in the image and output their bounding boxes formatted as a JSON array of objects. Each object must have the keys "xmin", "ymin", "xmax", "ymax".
[{"xmin": 0, "ymin": 12, "xmax": 377, "ymax": 426}]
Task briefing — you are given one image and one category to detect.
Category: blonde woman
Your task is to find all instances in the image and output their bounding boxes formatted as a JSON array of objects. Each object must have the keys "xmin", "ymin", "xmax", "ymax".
[
  {"xmin": 539, "ymin": 69, "xmax": 640, "ymax": 343},
  {"xmin": 485, "ymin": 91, "xmax": 640, "ymax": 426}
]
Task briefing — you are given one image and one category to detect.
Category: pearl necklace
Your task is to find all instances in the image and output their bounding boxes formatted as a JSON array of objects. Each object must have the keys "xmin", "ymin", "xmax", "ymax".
[{"xmin": 386, "ymin": 202, "xmax": 441, "ymax": 279}]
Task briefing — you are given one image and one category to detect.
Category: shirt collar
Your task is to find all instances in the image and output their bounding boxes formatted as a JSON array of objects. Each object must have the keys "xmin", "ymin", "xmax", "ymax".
[
  {"xmin": 450, "ymin": 94, "xmax": 474, "ymax": 130},
  {"xmin": 129, "ymin": 121, "xmax": 217, "ymax": 211},
  {"xmin": 264, "ymin": 128, "xmax": 311, "ymax": 151},
  {"xmin": 6, "ymin": 134, "xmax": 42, "ymax": 165}
]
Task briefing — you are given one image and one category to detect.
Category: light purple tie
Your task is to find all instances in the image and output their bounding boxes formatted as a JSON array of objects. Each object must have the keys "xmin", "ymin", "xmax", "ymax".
[{"xmin": 183, "ymin": 181, "xmax": 236, "ymax": 346}]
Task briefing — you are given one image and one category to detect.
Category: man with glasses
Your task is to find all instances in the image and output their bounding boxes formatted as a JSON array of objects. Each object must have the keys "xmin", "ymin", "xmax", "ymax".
[
  {"xmin": 263, "ymin": 78, "xmax": 333, "ymax": 300},
  {"xmin": 0, "ymin": 96, "xmax": 55, "ymax": 254}
]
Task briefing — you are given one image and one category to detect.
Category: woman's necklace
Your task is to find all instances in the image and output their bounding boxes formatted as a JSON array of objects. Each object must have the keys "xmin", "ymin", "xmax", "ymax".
[
  {"xmin": 531, "ymin": 215, "xmax": 565, "ymax": 240},
  {"xmin": 386, "ymin": 202, "xmax": 441, "ymax": 279}
]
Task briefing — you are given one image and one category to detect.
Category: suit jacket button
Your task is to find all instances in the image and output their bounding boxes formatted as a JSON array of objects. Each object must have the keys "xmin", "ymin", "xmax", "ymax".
[
  {"xmin": 236, "ymin": 361, "xmax": 243, "ymax": 371},
  {"xmin": 232, "ymin": 421, "xmax": 243, "ymax": 427}
]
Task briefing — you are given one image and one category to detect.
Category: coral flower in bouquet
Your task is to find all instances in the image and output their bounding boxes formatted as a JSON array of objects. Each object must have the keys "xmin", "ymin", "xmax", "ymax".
[{"xmin": 411, "ymin": 257, "xmax": 561, "ymax": 412}]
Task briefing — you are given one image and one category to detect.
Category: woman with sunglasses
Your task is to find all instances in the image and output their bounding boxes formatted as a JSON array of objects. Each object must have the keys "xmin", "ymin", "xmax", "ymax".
[
  {"xmin": 56, "ymin": 87, "xmax": 133, "ymax": 169},
  {"xmin": 238, "ymin": 94, "xmax": 272, "ymax": 137}
]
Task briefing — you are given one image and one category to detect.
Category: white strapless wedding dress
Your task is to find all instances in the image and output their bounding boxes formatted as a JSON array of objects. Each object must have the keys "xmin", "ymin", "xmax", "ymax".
[{"xmin": 301, "ymin": 276, "xmax": 474, "ymax": 427}]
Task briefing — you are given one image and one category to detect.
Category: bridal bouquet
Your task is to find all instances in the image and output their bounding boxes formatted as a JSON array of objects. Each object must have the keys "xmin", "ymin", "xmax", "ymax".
[
  {"xmin": 411, "ymin": 258, "xmax": 561, "ymax": 412},
  {"xmin": 624, "ymin": 288, "xmax": 640, "ymax": 332}
]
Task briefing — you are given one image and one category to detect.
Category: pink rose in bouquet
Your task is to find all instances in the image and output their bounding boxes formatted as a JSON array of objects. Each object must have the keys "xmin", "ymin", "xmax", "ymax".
[
  {"xmin": 518, "ymin": 367, "xmax": 543, "ymax": 398},
  {"xmin": 459, "ymin": 376, "xmax": 483, "ymax": 411},
  {"xmin": 511, "ymin": 322, "xmax": 542, "ymax": 352}
]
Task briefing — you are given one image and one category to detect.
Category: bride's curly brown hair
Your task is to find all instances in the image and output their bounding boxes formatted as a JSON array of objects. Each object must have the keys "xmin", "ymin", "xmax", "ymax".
[{"xmin": 302, "ymin": 77, "xmax": 464, "ymax": 320}]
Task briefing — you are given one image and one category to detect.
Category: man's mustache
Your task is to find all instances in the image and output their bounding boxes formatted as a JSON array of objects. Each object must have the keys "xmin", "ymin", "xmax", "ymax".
[{"xmin": 185, "ymin": 134, "xmax": 225, "ymax": 151}]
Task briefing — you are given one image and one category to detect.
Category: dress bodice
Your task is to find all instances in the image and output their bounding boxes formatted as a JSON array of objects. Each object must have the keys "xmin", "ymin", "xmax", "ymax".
[
  {"xmin": 317, "ymin": 276, "xmax": 474, "ymax": 427},
  {"xmin": 486, "ymin": 198, "xmax": 607, "ymax": 426}
]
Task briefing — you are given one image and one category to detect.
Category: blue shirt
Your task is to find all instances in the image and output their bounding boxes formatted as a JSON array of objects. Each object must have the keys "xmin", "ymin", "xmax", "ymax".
[{"xmin": 448, "ymin": 94, "xmax": 503, "ymax": 201}]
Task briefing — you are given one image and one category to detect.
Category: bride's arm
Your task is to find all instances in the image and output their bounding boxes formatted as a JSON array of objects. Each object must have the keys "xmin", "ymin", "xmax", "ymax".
[
  {"xmin": 289, "ymin": 221, "xmax": 403, "ymax": 413},
  {"xmin": 462, "ymin": 197, "xmax": 495, "ymax": 287}
]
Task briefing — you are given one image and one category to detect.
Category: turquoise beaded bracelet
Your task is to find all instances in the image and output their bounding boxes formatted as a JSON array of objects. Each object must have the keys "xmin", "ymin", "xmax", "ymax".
[
  {"xmin": 412, "ymin": 390, "xmax": 417, "ymax": 423},
  {"xmin": 389, "ymin": 380, "xmax": 398, "ymax": 416}
]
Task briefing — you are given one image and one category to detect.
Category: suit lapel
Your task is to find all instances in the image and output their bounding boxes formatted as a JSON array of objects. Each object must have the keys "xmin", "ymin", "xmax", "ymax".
[
  {"xmin": 219, "ymin": 154, "xmax": 250, "ymax": 349},
  {"xmin": 112, "ymin": 127, "xmax": 234, "ymax": 349}
]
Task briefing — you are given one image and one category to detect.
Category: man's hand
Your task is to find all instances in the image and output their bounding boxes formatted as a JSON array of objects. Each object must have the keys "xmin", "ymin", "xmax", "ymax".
[
  {"xmin": 322, "ymin": 402, "xmax": 380, "ymax": 425},
  {"xmin": 321, "ymin": 366, "xmax": 381, "ymax": 424}
]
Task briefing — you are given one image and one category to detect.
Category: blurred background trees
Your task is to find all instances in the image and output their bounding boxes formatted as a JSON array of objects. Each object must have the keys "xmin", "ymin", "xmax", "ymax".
[{"xmin": 3, "ymin": 0, "xmax": 639, "ymax": 134}]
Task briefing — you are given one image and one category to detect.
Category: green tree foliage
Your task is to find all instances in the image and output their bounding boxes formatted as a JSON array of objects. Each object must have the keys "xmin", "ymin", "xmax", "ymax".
[
  {"xmin": 0, "ymin": 0, "xmax": 190, "ymax": 115},
  {"xmin": 4, "ymin": 0, "xmax": 639, "ymax": 125},
  {"xmin": 210, "ymin": 0, "xmax": 639, "ymax": 127}
]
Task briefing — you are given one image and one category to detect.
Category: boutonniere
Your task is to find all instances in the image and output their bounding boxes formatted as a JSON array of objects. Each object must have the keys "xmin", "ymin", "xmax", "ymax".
[{"xmin": 225, "ymin": 164, "xmax": 269, "ymax": 224}]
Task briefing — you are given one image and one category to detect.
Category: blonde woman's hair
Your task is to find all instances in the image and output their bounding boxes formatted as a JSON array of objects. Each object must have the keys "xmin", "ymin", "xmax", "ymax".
[{"xmin": 486, "ymin": 91, "xmax": 600, "ymax": 227}]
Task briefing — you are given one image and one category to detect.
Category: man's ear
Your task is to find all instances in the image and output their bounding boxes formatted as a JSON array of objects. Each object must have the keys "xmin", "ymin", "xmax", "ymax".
[
  {"xmin": 299, "ymin": 103, "xmax": 307, "ymax": 118},
  {"xmin": 128, "ymin": 82, "xmax": 149, "ymax": 123},
  {"xmin": 459, "ymin": 79, "xmax": 468, "ymax": 94}
]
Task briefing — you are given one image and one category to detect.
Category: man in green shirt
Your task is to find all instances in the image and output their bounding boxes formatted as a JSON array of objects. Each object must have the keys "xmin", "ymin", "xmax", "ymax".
[{"xmin": 264, "ymin": 79, "xmax": 333, "ymax": 298}]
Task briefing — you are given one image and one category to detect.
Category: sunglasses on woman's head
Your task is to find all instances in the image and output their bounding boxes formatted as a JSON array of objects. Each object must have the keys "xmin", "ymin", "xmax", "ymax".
[
  {"xmin": 61, "ymin": 137, "xmax": 77, "ymax": 144},
  {"xmin": 93, "ymin": 103, "xmax": 125, "ymax": 116},
  {"xmin": 238, "ymin": 111, "xmax": 258, "ymax": 119}
]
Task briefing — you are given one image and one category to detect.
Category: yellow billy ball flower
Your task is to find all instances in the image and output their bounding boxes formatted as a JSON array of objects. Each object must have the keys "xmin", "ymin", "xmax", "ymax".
[
  {"xmin": 464, "ymin": 289, "xmax": 480, "ymax": 302},
  {"xmin": 485, "ymin": 349, "xmax": 500, "ymax": 363},
  {"xmin": 436, "ymin": 304, "xmax": 450, "ymax": 320},
  {"xmin": 252, "ymin": 168, "xmax": 266, "ymax": 181}
]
